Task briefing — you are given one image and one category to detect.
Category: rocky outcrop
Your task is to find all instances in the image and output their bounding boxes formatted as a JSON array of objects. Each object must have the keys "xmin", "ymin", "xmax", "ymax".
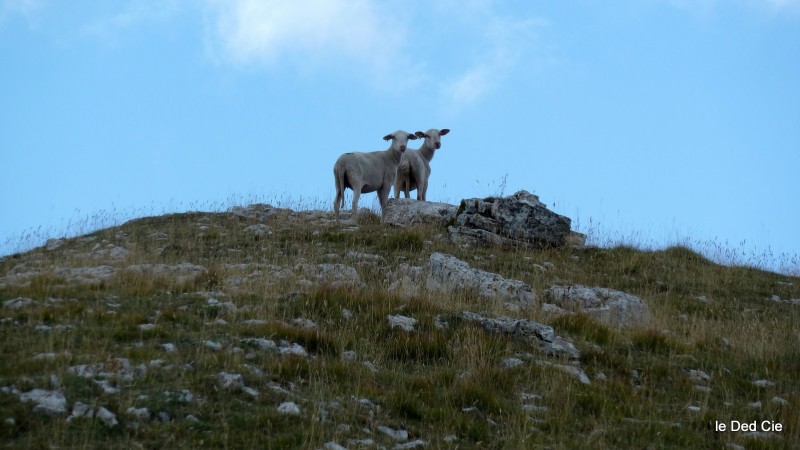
[
  {"xmin": 384, "ymin": 199, "xmax": 458, "ymax": 227},
  {"xmin": 544, "ymin": 285, "xmax": 651, "ymax": 328},
  {"xmin": 449, "ymin": 190, "xmax": 580, "ymax": 249},
  {"xmin": 460, "ymin": 311, "xmax": 580, "ymax": 360},
  {"xmin": 390, "ymin": 252, "xmax": 536, "ymax": 310}
]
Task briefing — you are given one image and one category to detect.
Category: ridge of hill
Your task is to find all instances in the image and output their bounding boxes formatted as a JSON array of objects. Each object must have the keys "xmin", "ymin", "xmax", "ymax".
[{"xmin": 1, "ymin": 202, "xmax": 798, "ymax": 449}]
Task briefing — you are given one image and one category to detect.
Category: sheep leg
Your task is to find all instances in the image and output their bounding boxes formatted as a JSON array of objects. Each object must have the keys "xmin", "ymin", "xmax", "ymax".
[{"xmin": 351, "ymin": 189, "xmax": 361, "ymax": 216}]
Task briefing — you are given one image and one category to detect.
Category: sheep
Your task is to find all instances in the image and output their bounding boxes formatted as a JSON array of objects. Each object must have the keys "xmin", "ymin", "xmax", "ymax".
[
  {"xmin": 333, "ymin": 130, "xmax": 418, "ymax": 222},
  {"xmin": 394, "ymin": 128, "xmax": 450, "ymax": 201}
]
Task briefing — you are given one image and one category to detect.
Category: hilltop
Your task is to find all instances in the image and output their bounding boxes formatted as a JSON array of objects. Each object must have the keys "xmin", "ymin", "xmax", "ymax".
[{"xmin": 0, "ymin": 194, "xmax": 798, "ymax": 449}]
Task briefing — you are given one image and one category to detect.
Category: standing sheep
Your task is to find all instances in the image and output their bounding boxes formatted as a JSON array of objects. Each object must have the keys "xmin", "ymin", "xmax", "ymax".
[
  {"xmin": 333, "ymin": 130, "xmax": 418, "ymax": 222},
  {"xmin": 394, "ymin": 128, "xmax": 450, "ymax": 201}
]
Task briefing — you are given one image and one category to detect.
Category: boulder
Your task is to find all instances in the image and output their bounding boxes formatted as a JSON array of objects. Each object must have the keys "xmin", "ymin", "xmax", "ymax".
[
  {"xmin": 544, "ymin": 285, "xmax": 651, "ymax": 328},
  {"xmin": 460, "ymin": 311, "xmax": 580, "ymax": 359},
  {"xmin": 449, "ymin": 190, "xmax": 575, "ymax": 249},
  {"xmin": 384, "ymin": 199, "xmax": 458, "ymax": 227},
  {"xmin": 390, "ymin": 252, "xmax": 536, "ymax": 310}
]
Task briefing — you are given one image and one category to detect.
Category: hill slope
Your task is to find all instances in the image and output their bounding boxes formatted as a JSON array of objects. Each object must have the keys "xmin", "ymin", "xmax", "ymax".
[{"xmin": 1, "ymin": 205, "xmax": 798, "ymax": 449}]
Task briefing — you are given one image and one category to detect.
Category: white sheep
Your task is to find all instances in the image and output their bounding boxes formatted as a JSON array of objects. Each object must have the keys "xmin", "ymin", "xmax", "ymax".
[
  {"xmin": 333, "ymin": 130, "xmax": 418, "ymax": 221},
  {"xmin": 393, "ymin": 128, "xmax": 450, "ymax": 201}
]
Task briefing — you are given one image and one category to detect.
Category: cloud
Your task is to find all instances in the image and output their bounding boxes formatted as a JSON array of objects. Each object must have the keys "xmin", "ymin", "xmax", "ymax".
[
  {"xmin": 441, "ymin": 14, "xmax": 546, "ymax": 110},
  {"xmin": 665, "ymin": 0, "xmax": 800, "ymax": 15},
  {"xmin": 0, "ymin": 0, "xmax": 43, "ymax": 23},
  {"xmin": 80, "ymin": 0, "xmax": 183, "ymax": 39},
  {"xmin": 204, "ymin": 0, "xmax": 408, "ymax": 76}
]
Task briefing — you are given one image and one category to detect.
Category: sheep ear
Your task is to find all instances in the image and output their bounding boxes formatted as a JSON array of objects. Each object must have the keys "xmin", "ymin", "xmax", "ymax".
[
  {"xmin": 408, "ymin": 134, "xmax": 418, "ymax": 140},
  {"xmin": 440, "ymin": 129, "xmax": 450, "ymax": 136},
  {"xmin": 415, "ymin": 131, "xmax": 425, "ymax": 138},
  {"xmin": 383, "ymin": 134, "xmax": 394, "ymax": 141}
]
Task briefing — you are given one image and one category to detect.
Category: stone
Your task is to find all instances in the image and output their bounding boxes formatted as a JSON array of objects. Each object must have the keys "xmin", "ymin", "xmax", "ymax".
[
  {"xmin": 753, "ymin": 379, "xmax": 775, "ymax": 388},
  {"xmin": 97, "ymin": 407, "xmax": 118, "ymax": 427},
  {"xmin": 3, "ymin": 297, "xmax": 34, "ymax": 309},
  {"xmin": 501, "ymin": 357, "xmax": 525, "ymax": 369},
  {"xmin": 384, "ymin": 198, "xmax": 458, "ymax": 227},
  {"xmin": 377, "ymin": 425, "xmax": 408, "ymax": 441},
  {"xmin": 19, "ymin": 389, "xmax": 67, "ymax": 415},
  {"xmin": 45, "ymin": 238, "xmax": 65, "ymax": 251},
  {"xmin": 67, "ymin": 402, "xmax": 93, "ymax": 422},
  {"xmin": 390, "ymin": 253, "xmax": 535, "ymax": 310},
  {"xmin": 544, "ymin": 285, "xmax": 651, "ymax": 327},
  {"xmin": 387, "ymin": 315, "xmax": 417, "ymax": 332},
  {"xmin": 460, "ymin": 311, "xmax": 579, "ymax": 359},
  {"xmin": 295, "ymin": 263, "xmax": 363, "ymax": 289},
  {"xmin": 448, "ymin": 190, "xmax": 574, "ymax": 249},
  {"xmin": 127, "ymin": 407, "xmax": 151, "ymax": 420},
  {"xmin": 535, "ymin": 360, "xmax": 590, "ymax": 384},
  {"xmin": 277, "ymin": 402, "xmax": 300, "ymax": 415},
  {"xmin": 244, "ymin": 224, "xmax": 271, "ymax": 238}
]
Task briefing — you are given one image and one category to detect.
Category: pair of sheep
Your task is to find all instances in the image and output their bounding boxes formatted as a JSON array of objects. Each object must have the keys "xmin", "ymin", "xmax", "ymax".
[{"xmin": 333, "ymin": 128, "xmax": 450, "ymax": 221}]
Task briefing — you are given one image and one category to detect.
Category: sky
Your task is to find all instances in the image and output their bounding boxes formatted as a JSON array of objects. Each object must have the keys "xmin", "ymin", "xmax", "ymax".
[{"xmin": 1, "ymin": 0, "xmax": 799, "ymax": 273}]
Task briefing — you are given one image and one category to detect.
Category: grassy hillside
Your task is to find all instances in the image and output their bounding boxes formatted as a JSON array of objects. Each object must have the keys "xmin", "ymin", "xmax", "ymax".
[{"xmin": 1, "ymin": 207, "xmax": 798, "ymax": 449}]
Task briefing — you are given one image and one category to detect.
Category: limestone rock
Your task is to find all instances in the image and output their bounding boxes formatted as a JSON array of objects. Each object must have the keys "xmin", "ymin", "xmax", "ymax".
[
  {"xmin": 460, "ymin": 311, "xmax": 579, "ymax": 359},
  {"xmin": 448, "ymin": 190, "xmax": 574, "ymax": 249},
  {"xmin": 19, "ymin": 389, "xmax": 67, "ymax": 415},
  {"xmin": 544, "ymin": 285, "xmax": 651, "ymax": 328},
  {"xmin": 384, "ymin": 198, "xmax": 458, "ymax": 227},
  {"xmin": 390, "ymin": 253, "xmax": 535, "ymax": 310}
]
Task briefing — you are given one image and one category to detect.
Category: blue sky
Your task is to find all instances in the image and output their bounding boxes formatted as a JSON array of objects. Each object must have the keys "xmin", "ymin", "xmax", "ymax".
[{"xmin": 1, "ymin": 0, "xmax": 799, "ymax": 273}]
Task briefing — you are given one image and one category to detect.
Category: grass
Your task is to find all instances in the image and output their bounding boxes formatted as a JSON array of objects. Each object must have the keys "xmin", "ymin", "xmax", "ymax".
[{"xmin": 1, "ymin": 199, "xmax": 799, "ymax": 448}]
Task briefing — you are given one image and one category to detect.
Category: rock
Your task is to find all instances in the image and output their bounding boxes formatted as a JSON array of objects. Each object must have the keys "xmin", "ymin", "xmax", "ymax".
[
  {"xmin": 753, "ymin": 379, "xmax": 775, "ymax": 388},
  {"xmin": 688, "ymin": 370, "xmax": 711, "ymax": 383},
  {"xmin": 384, "ymin": 199, "xmax": 458, "ymax": 227},
  {"xmin": 277, "ymin": 402, "xmax": 300, "ymax": 415},
  {"xmin": 535, "ymin": 360, "xmax": 590, "ymax": 384},
  {"xmin": 460, "ymin": 311, "xmax": 580, "ymax": 360},
  {"xmin": 324, "ymin": 442, "xmax": 348, "ymax": 450},
  {"xmin": 127, "ymin": 407, "xmax": 151, "ymax": 420},
  {"xmin": 229, "ymin": 203, "xmax": 293, "ymax": 221},
  {"xmin": 162, "ymin": 343, "xmax": 177, "ymax": 353},
  {"xmin": 125, "ymin": 263, "xmax": 206, "ymax": 284},
  {"xmin": 501, "ymin": 357, "xmax": 525, "ymax": 369},
  {"xmin": 241, "ymin": 338, "xmax": 278, "ymax": 351},
  {"xmin": 3, "ymin": 297, "xmax": 34, "ymax": 309},
  {"xmin": 204, "ymin": 340, "xmax": 223, "ymax": 351},
  {"xmin": 218, "ymin": 372, "xmax": 244, "ymax": 389},
  {"xmin": 96, "ymin": 407, "xmax": 118, "ymax": 427},
  {"xmin": 45, "ymin": 238, "xmax": 65, "ymax": 251},
  {"xmin": 345, "ymin": 251, "xmax": 385, "ymax": 263},
  {"xmin": 448, "ymin": 190, "xmax": 574, "ymax": 249},
  {"xmin": 54, "ymin": 266, "xmax": 117, "ymax": 284},
  {"xmin": 67, "ymin": 402, "xmax": 93, "ymax": 422},
  {"xmin": 772, "ymin": 396, "xmax": 789, "ymax": 406},
  {"xmin": 391, "ymin": 253, "xmax": 536, "ymax": 310},
  {"xmin": 686, "ymin": 405, "xmax": 701, "ymax": 412},
  {"xmin": 377, "ymin": 425, "xmax": 408, "ymax": 441},
  {"xmin": 19, "ymin": 389, "xmax": 67, "ymax": 415},
  {"xmin": 244, "ymin": 224, "xmax": 271, "ymax": 238},
  {"xmin": 394, "ymin": 440, "xmax": 427, "ymax": 449},
  {"xmin": 291, "ymin": 318, "xmax": 317, "ymax": 329},
  {"xmin": 748, "ymin": 401, "xmax": 762, "ymax": 409},
  {"xmin": 544, "ymin": 285, "xmax": 651, "ymax": 327},
  {"xmin": 295, "ymin": 263, "xmax": 363, "ymax": 289},
  {"xmin": 278, "ymin": 343, "xmax": 308, "ymax": 357},
  {"xmin": 387, "ymin": 315, "xmax": 417, "ymax": 332}
]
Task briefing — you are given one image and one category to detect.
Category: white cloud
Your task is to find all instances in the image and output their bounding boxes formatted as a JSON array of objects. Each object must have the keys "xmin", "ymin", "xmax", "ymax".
[
  {"xmin": 0, "ymin": 0, "xmax": 43, "ymax": 23},
  {"xmin": 665, "ymin": 0, "xmax": 800, "ymax": 15},
  {"xmin": 80, "ymin": 0, "xmax": 183, "ymax": 39},
  {"xmin": 441, "ymin": 15, "xmax": 545, "ymax": 110},
  {"xmin": 204, "ymin": 0, "xmax": 408, "ymax": 76}
]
